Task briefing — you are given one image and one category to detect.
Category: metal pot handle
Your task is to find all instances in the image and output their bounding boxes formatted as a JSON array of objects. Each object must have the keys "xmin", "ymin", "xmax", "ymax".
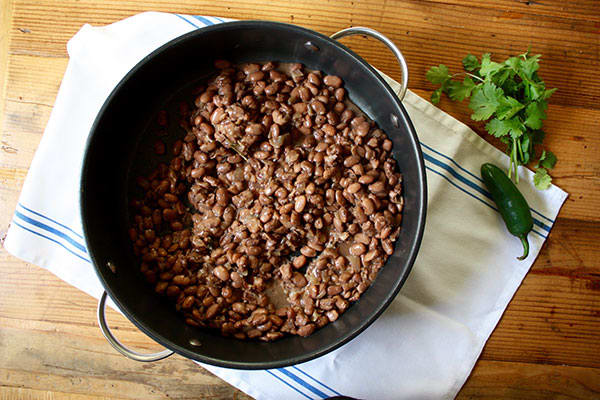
[
  {"xmin": 330, "ymin": 27, "xmax": 408, "ymax": 101},
  {"xmin": 97, "ymin": 291, "xmax": 174, "ymax": 362}
]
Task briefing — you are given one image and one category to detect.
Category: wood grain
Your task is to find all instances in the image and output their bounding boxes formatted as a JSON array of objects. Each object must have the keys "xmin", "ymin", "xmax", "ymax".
[
  {"xmin": 0, "ymin": 256, "xmax": 598, "ymax": 399},
  {"xmin": 0, "ymin": 0, "xmax": 15, "ymax": 161},
  {"xmin": 460, "ymin": 360, "xmax": 600, "ymax": 399},
  {"xmin": 1, "ymin": 387, "xmax": 128, "ymax": 400},
  {"xmin": 426, "ymin": 0, "xmax": 600, "ymax": 22},
  {"xmin": 0, "ymin": 318, "xmax": 252, "ymax": 400},
  {"xmin": 1, "ymin": 1, "xmax": 599, "ymax": 399},
  {"xmin": 1, "ymin": 216, "xmax": 598, "ymax": 369},
  {"xmin": 6, "ymin": 0, "xmax": 600, "ymax": 109}
]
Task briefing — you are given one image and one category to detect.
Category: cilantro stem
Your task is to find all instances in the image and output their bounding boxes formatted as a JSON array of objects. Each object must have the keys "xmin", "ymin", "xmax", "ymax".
[
  {"xmin": 512, "ymin": 138, "xmax": 519, "ymax": 183},
  {"xmin": 451, "ymin": 72, "xmax": 485, "ymax": 83},
  {"xmin": 516, "ymin": 139, "xmax": 523, "ymax": 183},
  {"xmin": 508, "ymin": 148, "xmax": 513, "ymax": 179},
  {"xmin": 508, "ymin": 138, "xmax": 519, "ymax": 183},
  {"xmin": 516, "ymin": 138, "xmax": 523, "ymax": 164}
]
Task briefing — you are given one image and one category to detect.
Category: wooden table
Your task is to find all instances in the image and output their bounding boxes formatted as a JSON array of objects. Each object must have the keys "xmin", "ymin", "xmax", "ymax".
[{"xmin": 1, "ymin": 0, "xmax": 599, "ymax": 398}]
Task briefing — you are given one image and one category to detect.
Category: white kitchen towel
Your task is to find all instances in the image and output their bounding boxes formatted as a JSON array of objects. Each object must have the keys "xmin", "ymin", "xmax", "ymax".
[{"xmin": 4, "ymin": 12, "xmax": 568, "ymax": 400}]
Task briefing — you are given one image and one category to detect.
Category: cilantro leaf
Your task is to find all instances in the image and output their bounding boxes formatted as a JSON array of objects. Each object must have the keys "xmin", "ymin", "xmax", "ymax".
[
  {"xmin": 492, "ymin": 69, "xmax": 511, "ymax": 87},
  {"xmin": 485, "ymin": 118, "xmax": 510, "ymax": 138},
  {"xmin": 541, "ymin": 88, "xmax": 557, "ymax": 100},
  {"xmin": 462, "ymin": 54, "xmax": 480, "ymax": 71},
  {"xmin": 528, "ymin": 83, "xmax": 546, "ymax": 101},
  {"xmin": 537, "ymin": 150, "xmax": 557, "ymax": 169},
  {"xmin": 523, "ymin": 100, "xmax": 547, "ymax": 129},
  {"xmin": 495, "ymin": 96, "xmax": 525, "ymax": 120},
  {"xmin": 504, "ymin": 56, "xmax": 521, "ymax": 71},
  {"xmin": 521, "ymin": 54, "xmax": 541, "ymax": 79},
  {"xmin": 486, "ymin": 117, "xmax": 525, "ymax": 139},
  {"xmin": 541, "ymin": 151, "xmax": 557, "ymax": 169},
  {"xmin": 447, "ymin": 77, "xmax": 476, "ymax": 101},
  {"xmin": 426, "ymin": 65, "xmax": 451, "ymax": 84},
  {"xmin": 533, "ymin": 168, "xmax": 552, "ymax": 190},
  {"xmin": 480, "ymin": 53, "xmax": 504, "ymax": 78},
  {"xmin": 431, "ymin": 88, "xmax": 442, "ymax": 104},
  {"xmin": 469, "ymin": 82, "xmax": 504, "ymax": 121},
  {"xmin": 536, "ymin": 149, "xmax": 546, "ymax": 167}
]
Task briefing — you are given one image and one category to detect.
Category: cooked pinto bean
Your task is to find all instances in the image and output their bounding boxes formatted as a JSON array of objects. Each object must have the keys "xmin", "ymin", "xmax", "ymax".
[
  {"xmin": 323, "ymin": 75, "xmax": 343, "ymax": 88},
  {"xmin": 129, "ymin": 61, "xmax": 403, "ymax": 342}
]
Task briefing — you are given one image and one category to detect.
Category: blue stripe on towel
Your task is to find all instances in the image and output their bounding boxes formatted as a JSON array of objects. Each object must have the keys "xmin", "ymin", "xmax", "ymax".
[
  {"xmin": 422, "ymin": 150, "xmax": 552, "ymax": 233},
  {"xmin": 12, "ymin": 220, "xmax": 91, "ymax": 264},
  {"xmin": 420, "ymin": 141, "xmax": 485, "ymax": 184},
  {"xmin": 278, "ymin": 368, "xmax": 328, "ymax": 398},
  {"xmin": 14, "ymin": 210, "xmax": 88, "ymax": 253},
  {"xmin": 191, "ymin": 15, "xmax": 216, "ymax": 27},
  {"xmin": 425, "ymin": 166, "xmax": 546, "ymax": 239},
  {"xmin": 266, "ymin": 370, "xmax": 314, "ymax": 400},
  {"xmin": 292, "ymin": 366, "xmax": 343, "ymax": 396},
  {"xmin": 174, "ymin": 13, "xmax": 201, "ymax": 29},
  {"xmin": 18, "ymin": 203, "xmax": 84, "ymax": 239},
  {"xmin": 420, "ymin": 142, "xmax": 555, "ymax": 224}
]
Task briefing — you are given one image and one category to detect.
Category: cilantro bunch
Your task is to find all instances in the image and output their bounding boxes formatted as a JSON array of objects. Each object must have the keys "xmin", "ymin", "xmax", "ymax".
[{"xmin": 426, "ymin": 52, "xmax": 557, "ymax": 190}]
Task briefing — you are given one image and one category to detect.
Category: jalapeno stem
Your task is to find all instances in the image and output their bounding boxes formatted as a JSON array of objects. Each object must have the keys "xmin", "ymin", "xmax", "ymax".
[{"xmin": 517, "ymin": 234, "xmax": 529, "ymax": 260}]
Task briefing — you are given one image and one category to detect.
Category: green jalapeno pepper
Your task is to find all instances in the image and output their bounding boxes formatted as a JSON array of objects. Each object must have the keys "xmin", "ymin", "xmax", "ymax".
[{"xmin": 481, "ymin": 163, "xmax": 533, "ymax": 260}]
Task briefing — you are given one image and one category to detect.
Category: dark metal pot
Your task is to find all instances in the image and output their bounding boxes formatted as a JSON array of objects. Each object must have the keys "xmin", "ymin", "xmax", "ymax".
[{"xmin": 81, "ymin": 21, "xmax": 427, "ymax": 369}]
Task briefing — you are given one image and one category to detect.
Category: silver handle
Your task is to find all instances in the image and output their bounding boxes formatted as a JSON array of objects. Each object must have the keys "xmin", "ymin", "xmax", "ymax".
[
  {"xmin": 330, "ymin": 27, "xmax": 409, "ymax": 101},
  {"xmin": 97, "ymin": 291, "xmax": 174, "ymax": 362}
]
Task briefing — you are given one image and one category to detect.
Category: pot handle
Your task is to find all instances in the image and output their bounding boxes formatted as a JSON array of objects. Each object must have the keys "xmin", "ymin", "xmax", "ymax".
[
  {"xmin": 97, "ymin": 291, "xmax": 174, "ymax": 362},
  {"xmin": 330, "ymin": 27, "xmax": 408, "ymax": 101}
]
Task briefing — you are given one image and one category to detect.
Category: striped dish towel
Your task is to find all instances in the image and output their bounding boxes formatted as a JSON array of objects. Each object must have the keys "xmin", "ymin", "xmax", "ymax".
[{"xmin": 4, "ymin": 12, "xmax": 567, "ymax": 400}]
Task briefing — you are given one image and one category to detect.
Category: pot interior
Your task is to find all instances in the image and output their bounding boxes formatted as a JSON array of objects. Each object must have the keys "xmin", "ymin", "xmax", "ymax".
[{"xmin": 81, "ymin": 21, "xmax": 426, "ymax": 369}]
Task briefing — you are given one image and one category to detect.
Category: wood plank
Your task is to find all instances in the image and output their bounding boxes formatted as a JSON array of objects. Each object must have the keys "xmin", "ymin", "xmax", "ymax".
[
  {"xmin": 481, "ymin": 269, "xmax": 600, "ymax": 368},
  {"xmin": 2, "ymin": 350, "xmax": 600, "ymax": 400},
  {"xmin": 426, "ymin": 0, "xmax": 600, "ymax": 22},
  {"xmin": 1, "ymin": 214, "xmax": 598, "ymax": 368},
  {"xmin": 0, "ymin": 257, "xmax": 598, "ymax": 397},
  {"xmin": 6, "ymin": 0, "xmax": 600, "ymax": 109},
  {"xmin": 0, "ymin": 320, "xmax": 251, "ymax": 400},
  {"xmin": 4, "ymin": 53, "xmax": 65, "ymax": 106},
  {"xmin": 0, "ymin": 263, "xmax": 598, "ymax": 399},
  {"xmin": 533, "ymin": 218, "xmax": 600, "ymax": 275},
  {"xmin": 458, "ymin": 360, "xmax": 600, "ymax": 399},
  {"xmin": 1, "ymin": 99, "xmax": 50, "ymax": 169},
  {"xmin": 0, "ymin": 162, "xmax": 22, "ymax": 247},
  {"xmin": 0, "ymin": 387, "xmax": 128, "ymax": 400},
  {"xmin": 2, "ymin": 55, "xmax": 599, "ymax": 222},
  {"xmin": 3, "ymin": 298, "xmax": 599, "ymax": 400},
  {"xmin": 0, "ymin": 0, "xmax": 15, "ymax": 155}
]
